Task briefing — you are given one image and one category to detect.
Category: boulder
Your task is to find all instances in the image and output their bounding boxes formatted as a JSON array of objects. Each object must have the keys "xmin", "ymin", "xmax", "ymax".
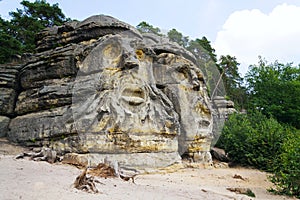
[{"xmin": 5, "ymin": 15, "xmax": 217, "ymax": 169}]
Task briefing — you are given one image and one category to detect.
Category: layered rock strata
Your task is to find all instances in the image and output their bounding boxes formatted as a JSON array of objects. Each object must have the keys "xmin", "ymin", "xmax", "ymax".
[{"xmin": 2, "ymin": 15, "xmax": 217, "ymax": 170}]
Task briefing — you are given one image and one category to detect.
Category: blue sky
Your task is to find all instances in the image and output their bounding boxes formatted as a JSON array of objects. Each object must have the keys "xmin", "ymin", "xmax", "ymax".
[{"xmin": 1, "ymin": 0, "xmax": 300, "ymax": 75}]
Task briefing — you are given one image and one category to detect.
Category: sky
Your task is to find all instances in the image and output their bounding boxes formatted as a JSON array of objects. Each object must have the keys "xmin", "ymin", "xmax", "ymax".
[{"xmin": 1, "ymin": 0, "xmax": 300, "ymax": 76}]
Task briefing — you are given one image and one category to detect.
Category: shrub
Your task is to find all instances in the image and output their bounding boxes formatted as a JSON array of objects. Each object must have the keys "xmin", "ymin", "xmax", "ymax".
[
  {"xmin": 216, "ymin": 111, "xmax": 286, "ymax": 171},
  {"xmin": 216, "ymin": 111, "xmax": 300, "ymax": 198},
  {"xmin": 270, "ymin": 131, "xmax": 300, "ymax": 198}
]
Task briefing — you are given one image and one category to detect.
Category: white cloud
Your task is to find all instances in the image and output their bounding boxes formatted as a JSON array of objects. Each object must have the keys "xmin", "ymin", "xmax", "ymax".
[{"xmin": 214, "ymin": 3, "xmax": 300, "ymax": 75}]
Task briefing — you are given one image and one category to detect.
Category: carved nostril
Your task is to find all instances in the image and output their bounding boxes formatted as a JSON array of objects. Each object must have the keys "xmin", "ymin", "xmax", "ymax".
[
  {"xmin": 125, "ymin": 61, "xmax": 138, "ymax": 69},
  {"xmin": 123, "ymin": 53, "xmax": 139, "ymax": 69}
]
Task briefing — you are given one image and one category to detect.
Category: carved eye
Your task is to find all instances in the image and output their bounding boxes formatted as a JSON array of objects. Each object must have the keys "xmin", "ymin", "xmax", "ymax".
[
  {"xmin": 103, "ymin": 44, "xmax": 121, "ymax": 60},
  {"xmin": 135, "ymin": 49, "xmax": 144, "ymax": 60}
]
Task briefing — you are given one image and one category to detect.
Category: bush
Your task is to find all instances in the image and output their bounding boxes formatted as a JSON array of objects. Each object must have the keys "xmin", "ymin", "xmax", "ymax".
[
  {"xmin": 270, "ymin": 131, "xmax": 300, "ymax": 198},
  {"xmin": 216, "ymin": 111, "xmax": 287, "ymax": 171},
  {"xmin": 216, "ymin": 111, "xmax": 300, "ymax": 198}
]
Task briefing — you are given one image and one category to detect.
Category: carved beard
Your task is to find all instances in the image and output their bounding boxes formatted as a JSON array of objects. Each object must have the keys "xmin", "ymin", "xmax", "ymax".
[
  {"xmin": 73, "ymin": 75, "xmax": 179, "ymax": 135},
  {"xmin": 71, "ymin": 71, "xmax": 180, "ymax": 153},
  {"xmin": 71, "ymin": 35, "xmax": 181, "ymax": 153}
]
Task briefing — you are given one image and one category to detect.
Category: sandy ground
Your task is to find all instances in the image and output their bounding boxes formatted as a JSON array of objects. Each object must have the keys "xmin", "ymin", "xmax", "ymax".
[{"xmin": 0, "ymin": 138, "xmax": 298, "ymax": 200}]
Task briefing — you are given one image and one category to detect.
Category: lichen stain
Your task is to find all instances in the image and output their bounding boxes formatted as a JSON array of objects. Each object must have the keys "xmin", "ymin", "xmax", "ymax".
[
  {"xmin": 195, "ymin": 101, "xmax": 211, "ymax": 115},
  {"xmin": 187, "ymin": 134, "xmax": 207, "ymax": 152}
]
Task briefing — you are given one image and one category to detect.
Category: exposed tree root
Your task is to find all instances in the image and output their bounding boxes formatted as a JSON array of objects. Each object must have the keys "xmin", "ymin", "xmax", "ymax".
[
  {"xmin": 74, "ymin": 168, "xmax": 99, "ymax": 193},
  {"xmin": 88, "ymin": 163, "xmax": 116, "ymax": 178},
  {"xmin": 73, "ymin": 162, "xmax": 139, "ymax": 193}
]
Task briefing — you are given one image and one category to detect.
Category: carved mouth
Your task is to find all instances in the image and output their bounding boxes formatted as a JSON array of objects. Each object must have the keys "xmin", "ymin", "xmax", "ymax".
[{"xmin": 121, "ymin": 85, "xmax": 146, "ymax": 106}]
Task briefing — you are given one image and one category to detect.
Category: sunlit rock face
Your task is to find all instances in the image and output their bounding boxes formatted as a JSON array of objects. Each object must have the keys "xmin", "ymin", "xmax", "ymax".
[
  {"xmin": 6, "ymin": 15, "xmax": 215, "ymax": 169},
  {"xmin": 72, "ymin": 35, "xmax": 180, "ymax": 154}
]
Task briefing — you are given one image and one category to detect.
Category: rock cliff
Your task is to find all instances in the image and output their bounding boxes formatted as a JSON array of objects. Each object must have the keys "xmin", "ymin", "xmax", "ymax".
[{"xmin": 0, "ymin": 15, "xmax": 224, "ymax": 170}]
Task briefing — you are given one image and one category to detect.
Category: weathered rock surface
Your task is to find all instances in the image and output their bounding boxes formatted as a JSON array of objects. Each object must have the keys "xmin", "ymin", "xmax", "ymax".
[
  {"xmin": 213, "ymin": 96, "xmax": 236, "ymax": 119},
  {"xmin": 0, "ymin": 64, "xmax": 21, "ymax": 116},
  {"xmin": 36, "ymin": 15, "xmax": 141, "ymax": 52},
  {"xmin": 2, "ymin": 14, "xmax": 223, "ymax": 169},
  {"xmin": 0, "ymin": 116, "xmax": 10, "ymax": 137},
  {"xmin": 211, "ymin": 96, "xmax": 236, "ymax": 146}
]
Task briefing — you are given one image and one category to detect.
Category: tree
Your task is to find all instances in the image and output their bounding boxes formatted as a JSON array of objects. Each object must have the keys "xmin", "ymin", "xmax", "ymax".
[
  {"xmin": 0, "ymin": 17, "xmax": 21, "ymax": 63},
  {"xmin": 218, "ymin": 55, "xmax": 247, "ymax": 109},
  {"xmin": 187, "ymin": 37, "xmax": 217, "ymax": 63},
  {"xmin": 136, "ymin": 21, "xmax": 161, "ymax": 35},
  {"xmin": 167, "ymin": 28, "xmax": 189, "ymax": 48},
  {"xmin": 245, "ymin": 57, "xmax": 300, "ymax": 128},
  {"xmin": 186, "ymin": 37, "xmax": 221, "ymax": 97},
  {"xmin": 0, "ymin": 0, "xmax": 70, "ymax": 63}
]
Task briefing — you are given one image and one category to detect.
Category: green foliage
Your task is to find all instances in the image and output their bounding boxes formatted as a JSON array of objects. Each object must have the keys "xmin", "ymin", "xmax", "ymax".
[
  {"xmin": 187, "ymin": 37, "xmax": 217, "ymax": 63},
  {"xmin": 218, "ymin": 55, "xmax": 247, "ymax": 110},
  {"xmin": 136, "ymin": 21, "xmax": 161, "ymax": 35},
  {"xmin": 185, "ymin": 37, "xmax": 224, "ymax": 98},
  {"xmin": 245, "ymin": 57, "xmax": 300, "ymax": 129},
  {"xmin": 167, "ymin": 28, "xmax": 189, "ymax": 48},
  {"xmin": 270, "ymin": 131, "xmax": 300, "ymax": 198},
  {"xmin": 245, "ymin": 189, "xmax": 256, "ymax": 197},
  {"xmin": 216, "ymin": 111, "xmax": 287, "ymax": 171},
  {"xmin": 0, "ymin": 0, "xmax": 70, "ymax": 63},
  {"xmin": 217, "ymin": 111, "xmax": 300, "ymax": 198},
  {"xmin": 0, "ymin": 17, "xmax": 22, "ymax": 63},
  {"xmin": 9, "ymin": 0, "xmax": 69, "ymax": 51},
  {"xmin": 203, "ymin": 60, "xmax": 225, "ymax": 97}
]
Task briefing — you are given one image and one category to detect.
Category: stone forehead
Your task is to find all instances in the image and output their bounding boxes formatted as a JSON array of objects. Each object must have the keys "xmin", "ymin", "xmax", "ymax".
[
  {"xmin": 76, "ymin": 15, "xmax": 142, "ymax": 37},
  {"xmin": 78, "ymin": 15, "xmax": 197, "ymax": 63},
  {"xmin": 37, "ymin": 14, "xmax": 197, "ymax": 64},
  {"xmin": 97, "ymin": 33, "xmax": 197, "ymax": 66},
  {"xmin": 141, "ymin": 33, "xmax": 197, "ymax": 64}
]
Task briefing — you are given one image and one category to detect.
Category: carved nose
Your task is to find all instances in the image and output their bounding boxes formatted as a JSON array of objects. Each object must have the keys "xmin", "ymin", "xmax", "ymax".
[{"xmin": 123, "ymin": 53, "xmax": 139, "ymax": 69}]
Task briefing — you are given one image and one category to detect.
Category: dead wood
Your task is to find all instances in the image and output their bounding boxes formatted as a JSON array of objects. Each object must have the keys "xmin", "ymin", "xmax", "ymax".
[
  {"xmin": 233, "ymin": 174, "xmax": 247, "ymax": 181},
  {"xmin": 74, "ymin": 168, "xmax": 99, "ymax": 193},
  {"xmin": 88, "ymin": 163, "xmax": 116, "ymax": 178}
]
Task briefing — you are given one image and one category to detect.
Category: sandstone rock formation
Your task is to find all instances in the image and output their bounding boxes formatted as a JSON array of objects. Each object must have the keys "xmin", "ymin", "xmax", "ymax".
[{"xmin": 0, "ymin": 15, "xmax": 224, "ymax": 170}]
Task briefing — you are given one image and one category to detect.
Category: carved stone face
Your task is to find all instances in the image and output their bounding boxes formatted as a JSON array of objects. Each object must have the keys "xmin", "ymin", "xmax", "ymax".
[
  {"xmin": 72, "ymin": 34, "xmax": 213, "ymax": 156},
  {"xmin": 72, "ymin": 35, "xmax": 179, "ymax": 153},
  {"xmin": 153, "ymin": 53, "xmax": 213, "ymax": 154}
]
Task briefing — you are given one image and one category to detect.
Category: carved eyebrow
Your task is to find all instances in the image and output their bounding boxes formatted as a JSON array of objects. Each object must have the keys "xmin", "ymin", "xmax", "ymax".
[
  {"xmin": 145, "ymin": 47, "xmax": 156, "ymax": 55},
  {"xmin": 153, "ymin": 49, "xmax": 174, "ymax": 55}
]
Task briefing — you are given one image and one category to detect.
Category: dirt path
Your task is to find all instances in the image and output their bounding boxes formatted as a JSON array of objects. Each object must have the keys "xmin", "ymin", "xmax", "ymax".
[{"xmin": 0, "ymin": 138, "xmax": 297, "ymax": 200}]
